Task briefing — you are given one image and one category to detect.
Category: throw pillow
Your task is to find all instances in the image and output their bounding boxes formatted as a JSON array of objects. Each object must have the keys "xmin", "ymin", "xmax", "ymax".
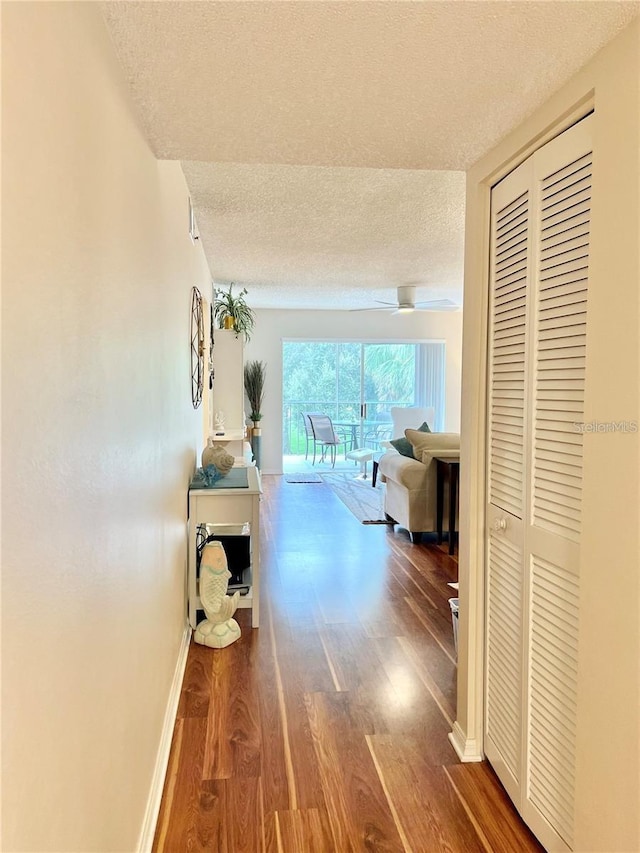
[
  {"xmin": 404, "ymin": 429, "xmax": 460, "ymax": 464},
  {"xmin": 390, "ymin": 421, "xmax": 431, "ymax": 458}
]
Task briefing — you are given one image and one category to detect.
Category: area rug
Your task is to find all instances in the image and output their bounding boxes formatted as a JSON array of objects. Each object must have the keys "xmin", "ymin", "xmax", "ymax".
[
  {"xmin": 321, "ymin": 472, "xmax": 393, "ymax": 524},
  {"xmin": 284, "ymin": 473, "xmax": 323, "ymax": 483}
]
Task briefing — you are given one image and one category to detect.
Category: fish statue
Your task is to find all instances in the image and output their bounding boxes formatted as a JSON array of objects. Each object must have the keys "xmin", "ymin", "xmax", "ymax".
[{"xmin": 194, "ymin": 541, "xmax": 241, "ymax": 648}]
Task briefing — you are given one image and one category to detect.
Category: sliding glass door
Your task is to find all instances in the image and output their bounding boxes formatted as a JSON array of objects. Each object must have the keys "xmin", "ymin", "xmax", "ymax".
[{"xmin": 283, "ymin": 340, "xmax": 445, "ymax": 459}]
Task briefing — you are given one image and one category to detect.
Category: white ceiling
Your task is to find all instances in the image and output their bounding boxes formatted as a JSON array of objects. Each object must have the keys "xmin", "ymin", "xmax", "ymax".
[
  {"xmin": 181, "ymin": 162, "xmax": 465, "ymax": 309},
  {"xmin": 101, "ymin": 1, "xmax": 639, "ymax": 310}
]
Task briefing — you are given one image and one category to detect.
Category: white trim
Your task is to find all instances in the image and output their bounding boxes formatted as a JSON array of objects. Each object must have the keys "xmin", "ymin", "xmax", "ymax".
[
  {"xmin": 478, "ymin": 94, "xmax": 594, "ymax": 193},
  {"xmin": 457, "ymin": 93, "xmax": 595, "ymax": 774},
  {"xmin": 456, "ymin": 175, "xmax": 492, "ymax": 760},
  {"xmin": 448, "ymin": 723, "xmax": 483, "ymax": 763},
  {"xmin": 137, "ymin": 624, "xmax": 191, "ymax": 853},
  {"xmin": 281, "ymin": 336, "xmax": 448, "ymax": 345}
]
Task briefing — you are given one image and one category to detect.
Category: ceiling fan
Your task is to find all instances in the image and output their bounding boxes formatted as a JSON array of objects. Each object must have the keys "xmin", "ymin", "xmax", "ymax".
[{"xmin": 351, "ymin": 285, "xmax": 459, "ymax": 314}]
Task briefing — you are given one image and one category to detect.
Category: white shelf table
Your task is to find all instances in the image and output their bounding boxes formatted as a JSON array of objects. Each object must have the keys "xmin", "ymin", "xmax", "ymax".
[{"xmin": 187, "ymin": 465, "xmax": 262, "ymax": 629}]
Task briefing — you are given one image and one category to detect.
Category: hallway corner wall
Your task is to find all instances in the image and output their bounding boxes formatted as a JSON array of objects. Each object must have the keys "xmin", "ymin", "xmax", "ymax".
[{"xmin": 1, "ymin": 5, "xmax": 210, "ymax": 850}]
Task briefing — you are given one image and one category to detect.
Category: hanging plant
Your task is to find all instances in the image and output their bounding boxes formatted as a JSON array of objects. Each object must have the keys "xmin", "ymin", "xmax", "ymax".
[
  {"xmin": 244, "ymin": 360, "xmax": 266, "ymax": 423},
  {"xmin": 213, "ymin": 284, "xmax": 256, "ymax": 341}
]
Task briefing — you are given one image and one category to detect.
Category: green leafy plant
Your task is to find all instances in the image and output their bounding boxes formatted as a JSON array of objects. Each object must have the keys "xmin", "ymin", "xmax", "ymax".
[
  {"xmin": 213, "ymin": 284, "xmax": 256, "ymax": 341},
  {"xmin": 244, "ymin": 360, "xmax": 266, "ymax": 422}
]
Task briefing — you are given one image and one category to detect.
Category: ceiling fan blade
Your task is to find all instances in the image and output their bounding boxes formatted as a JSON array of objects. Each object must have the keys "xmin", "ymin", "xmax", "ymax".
[
  {"xmin": 415, "ymin": 306, "xmax": 459, "ymax": 312},
  {"xmin": 349, "ymin": 305, "xmax": 394, "ymax": 312},
  {"xmin": 350, "ymin": 293, "xmax": 460, "ymax": 313},
  {"xmin": 414, "ymin": 299, "xmax": 460, "ymax": 311}
]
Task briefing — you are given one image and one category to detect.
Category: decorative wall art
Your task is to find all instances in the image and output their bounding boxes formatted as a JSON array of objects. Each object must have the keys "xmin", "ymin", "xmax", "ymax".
[
  {"xmin": 190, "ymin": 286, "xmax": 204, "ymax": 409},
  {"xmin": 188, "ymin": 196, "xmax": 199, "ymax": 243}
]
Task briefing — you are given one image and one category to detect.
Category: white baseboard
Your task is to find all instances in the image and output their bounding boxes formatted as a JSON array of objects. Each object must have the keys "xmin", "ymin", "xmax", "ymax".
[
  {"xmin": 449, "ymin": 722, "xmax": 484, "ymax": 763},
  {"xmin": 137, "ymin": 624, "xmax": 191, "ymax": 853}
]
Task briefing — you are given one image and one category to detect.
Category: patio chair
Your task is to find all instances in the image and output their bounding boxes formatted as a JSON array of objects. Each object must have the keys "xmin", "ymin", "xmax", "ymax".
[
  {"xmin": 307, "ymin": 414, "xmax": 347, "ymax": 467},
  {"xmin": 332, "ymin": 421, "xmax": 357, "ymax": 453},
  {"xmin": 362, "ymin": 419, "xmax": 393, "ymax": 450},
  {"xmin": 301, "ymin": 411, "xmax": 325, "ymax": 460}
]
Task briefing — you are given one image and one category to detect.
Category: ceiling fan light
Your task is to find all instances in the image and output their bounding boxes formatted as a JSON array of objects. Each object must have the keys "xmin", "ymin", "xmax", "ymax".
[{"xmin": 396, "ymin": 305, "xmax": 414, "ymax": 313}]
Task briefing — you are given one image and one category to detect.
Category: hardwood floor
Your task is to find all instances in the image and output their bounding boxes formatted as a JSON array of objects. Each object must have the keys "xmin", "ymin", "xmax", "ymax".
[{"xmin": 153, "ymin": 475, "xmax": 543, "ymax": 852}]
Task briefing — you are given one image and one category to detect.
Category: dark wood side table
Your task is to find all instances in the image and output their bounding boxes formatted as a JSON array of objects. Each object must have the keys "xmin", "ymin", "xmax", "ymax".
[
  {"xmin": 435, "ymin": 455, "xmax": 460, "ymax": 555},
  {"xmin": 371, "ymin": 452, "xmax": 383, "ymax": 488}
]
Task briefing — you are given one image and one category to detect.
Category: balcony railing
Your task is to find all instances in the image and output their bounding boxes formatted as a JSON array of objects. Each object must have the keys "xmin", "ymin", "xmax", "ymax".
[{"xmin": 283, "ymin": 399, "xmax": 411, "ymax": 455}]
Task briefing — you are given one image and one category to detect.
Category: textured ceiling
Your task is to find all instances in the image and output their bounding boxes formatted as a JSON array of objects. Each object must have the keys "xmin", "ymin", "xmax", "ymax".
[
  {"xmin": 101, "ymin": 1, "xmax": 639, "ymax": 309},
  {"xmin": 181, "ymin": 162, "xmax": 465, "ymax": 309}
]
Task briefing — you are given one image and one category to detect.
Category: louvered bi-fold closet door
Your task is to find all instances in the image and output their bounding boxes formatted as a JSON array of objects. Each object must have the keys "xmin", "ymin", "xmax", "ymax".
[
  {"xmin": 485, "ymin": 158, "xmax": 531, "ymax": 805},
  {"xmin": 486, "ymin": 116, "xmax": 592, "ymax": 853},
  {"xmin": 522, "ymin": 116, "xmax": 592, "ymax": 853}
]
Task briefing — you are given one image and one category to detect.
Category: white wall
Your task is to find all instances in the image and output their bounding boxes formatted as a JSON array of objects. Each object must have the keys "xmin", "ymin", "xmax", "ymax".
[
  {"xmin": 2, "ymin": 5, "xmax": 210, "ymax": 851},
  {"xmin": 244, "ymin": 308, "xmax": 463, "ymax": 474},
  {"xmin": 457, "ymin": 19, "xmax": 639, "ymax": 853}
]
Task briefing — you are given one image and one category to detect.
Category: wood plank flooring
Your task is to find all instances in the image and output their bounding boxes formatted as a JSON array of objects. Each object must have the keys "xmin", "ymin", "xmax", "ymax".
[{"xmin": 153, "ymin": 475, "xmax": 543, "ymax": 852}]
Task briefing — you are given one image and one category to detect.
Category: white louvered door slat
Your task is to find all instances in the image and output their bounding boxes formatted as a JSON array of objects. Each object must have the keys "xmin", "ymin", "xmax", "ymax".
[
  {"xmin": 522, "ymin": 117, "xmax": 591, "ymax": 852},
  {"xmin": 528, "ymin": 557, "xmax": 580, "ymax": 848},
  {"xmin": 486, "ymin": 115, "xmax": 592, "ymax": 853},
  {"xmin": 485, "ymin": 158, "xmax": 531, "ymax": 802},
  {"xmin": 533, "ymin": 148, "xmax": 591, "ymax": 544},
  {"xmin": 486, "ymin": 535, "xmax": 523, "ymax": 785},
  {"xmin": 488, "ymin": 169, "xmax": 529, "ymax": 521}
]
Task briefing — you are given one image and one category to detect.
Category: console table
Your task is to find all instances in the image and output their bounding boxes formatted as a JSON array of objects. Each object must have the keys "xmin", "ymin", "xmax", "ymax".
[
  {"xmin": 435, "ymin": 455, "xmax": 460, "ymax": 556},
  {"xmin": 188, "ymin": 465, "xmax": 262, "ymax": 629}
]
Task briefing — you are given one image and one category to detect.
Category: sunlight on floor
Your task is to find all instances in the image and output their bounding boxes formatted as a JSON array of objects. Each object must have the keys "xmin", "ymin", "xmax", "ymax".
[{"xmin": 283, "ymin": 453, "xmax": 366, "ymax": 476}]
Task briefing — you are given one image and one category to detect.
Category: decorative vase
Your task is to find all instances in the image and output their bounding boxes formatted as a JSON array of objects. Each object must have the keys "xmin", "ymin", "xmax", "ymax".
[
  {"xmin": 223, "ymin": 316, "xmax": 235, "ymax": 330},
  {"xmin": 251, "ymin": 423, "xmax": 262, "ymax": 470},
  {"xmin": 202, "ymin": 439, "xmax": 234, "ymax": 476}
]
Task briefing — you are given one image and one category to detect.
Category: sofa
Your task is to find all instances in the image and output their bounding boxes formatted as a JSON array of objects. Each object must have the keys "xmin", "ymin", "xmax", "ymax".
[{"xmin": 378, "ymin": 428, "xmax": 460, "ymax": 544}]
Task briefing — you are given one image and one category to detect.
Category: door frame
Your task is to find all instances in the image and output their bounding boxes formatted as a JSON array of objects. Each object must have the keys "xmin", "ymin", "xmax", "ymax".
[{"xmin": 451, "ymin": 92, "xmax": 595, "ymax": 763}]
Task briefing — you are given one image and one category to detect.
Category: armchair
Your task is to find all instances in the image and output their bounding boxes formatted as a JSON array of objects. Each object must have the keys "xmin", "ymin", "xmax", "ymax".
[
  {"xmin": 378, "ymin": 428, "xmax": 459, "ymax": 543},
  {"xmin": 388, "ymin": 406, "xmax": 435, "ymax": 440}
]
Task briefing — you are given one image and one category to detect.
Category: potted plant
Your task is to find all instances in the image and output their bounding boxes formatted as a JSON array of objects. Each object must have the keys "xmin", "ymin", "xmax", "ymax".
[
  {"xmin": 244, "ymin": 359, "xmax": 266, "ymax": 469},
  {"xmin": 213, "ymin": 284, "xmax": 256, "ymax": 341},
  {"xmin": 244, "ymin": 360, "xmax": 266, "ymax": 426}
]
